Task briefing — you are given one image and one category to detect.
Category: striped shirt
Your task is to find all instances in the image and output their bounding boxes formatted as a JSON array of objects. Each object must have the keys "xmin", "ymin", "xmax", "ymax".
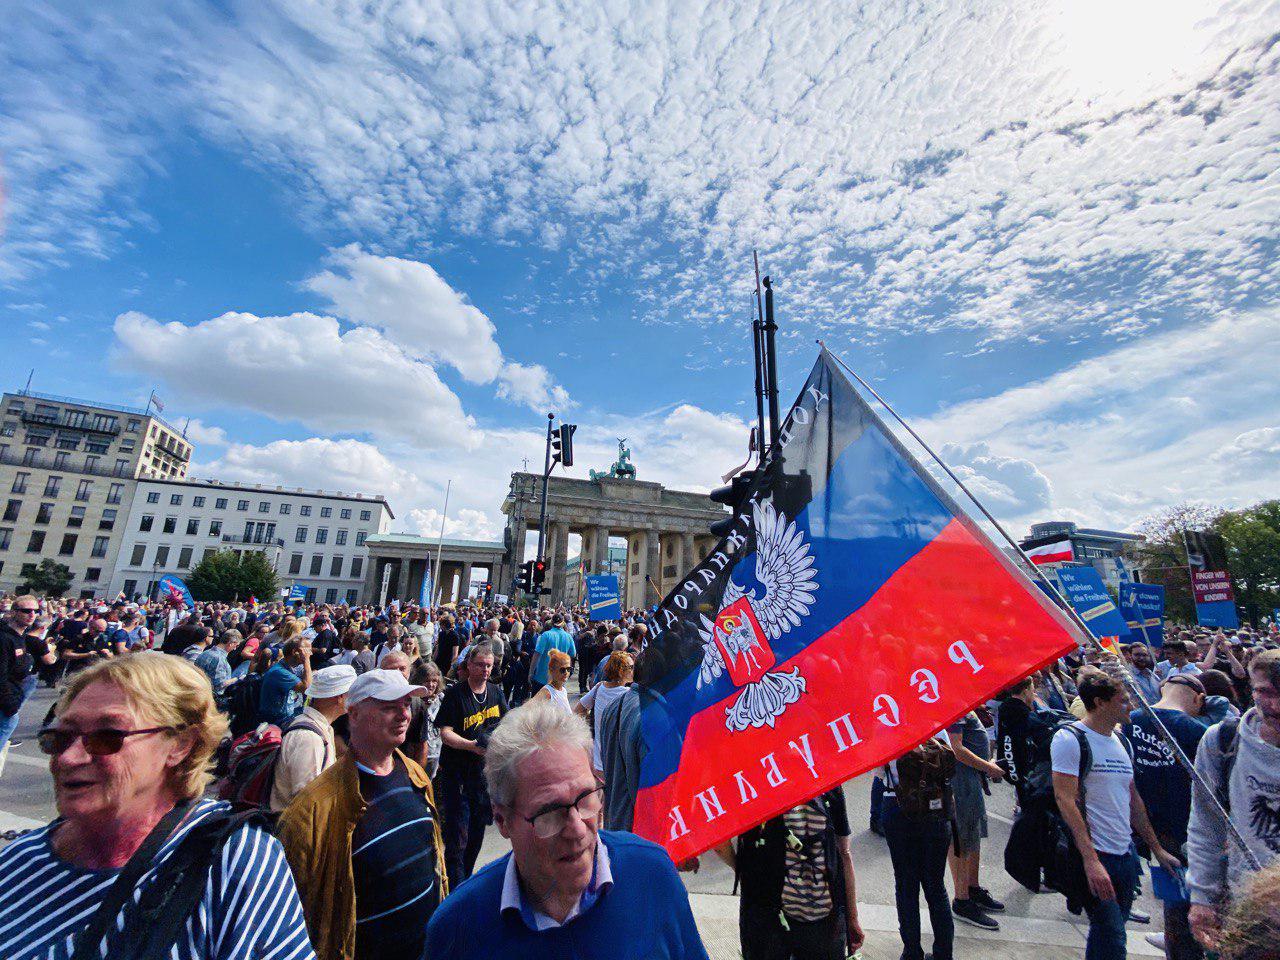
[{"xmin": 0, "ymin": 799, "xmax": 315, "ymax": 960}]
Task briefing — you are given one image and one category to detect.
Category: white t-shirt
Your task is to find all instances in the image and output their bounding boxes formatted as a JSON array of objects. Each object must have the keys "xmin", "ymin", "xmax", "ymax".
[{"xmin": 1050, "ymin": 722, "xmax": 1134, "ymax": 855}]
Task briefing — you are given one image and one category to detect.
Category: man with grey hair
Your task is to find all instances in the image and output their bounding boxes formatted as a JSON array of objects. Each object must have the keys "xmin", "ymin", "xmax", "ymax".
[{"xmin": 424, "ymin": 699, "xmax": 709, "ymax": 959}]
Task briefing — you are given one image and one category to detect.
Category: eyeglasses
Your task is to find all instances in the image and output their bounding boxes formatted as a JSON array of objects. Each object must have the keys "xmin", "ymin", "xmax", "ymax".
[
  {"xmin": 37, "ymin": 726, "xmax": 178, "ymax": 757},
  {"xmin": 522, "ymin": 784, "xmax": 604, "ymax": 839}
]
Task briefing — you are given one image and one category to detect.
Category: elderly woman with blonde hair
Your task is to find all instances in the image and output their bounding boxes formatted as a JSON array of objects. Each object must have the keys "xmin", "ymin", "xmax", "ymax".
[{"xmin": 0, "ymin": 653, "xmax": 314, "ymax": 960}]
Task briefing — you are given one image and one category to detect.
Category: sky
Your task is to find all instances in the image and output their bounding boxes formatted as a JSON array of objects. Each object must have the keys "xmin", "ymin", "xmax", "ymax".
[{"xmin": 1, "ymin": 0, "xmax": 1277, "ymax": 547}]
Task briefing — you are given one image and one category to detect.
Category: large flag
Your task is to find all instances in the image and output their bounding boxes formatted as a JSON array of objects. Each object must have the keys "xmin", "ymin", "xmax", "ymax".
[{"xmin": 634, "ymin": 349, "xmax": 1081, "ymax": 862}]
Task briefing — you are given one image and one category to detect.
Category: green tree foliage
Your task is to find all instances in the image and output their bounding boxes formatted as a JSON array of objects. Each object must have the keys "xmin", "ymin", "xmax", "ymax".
[
  {"xmin": 20, "ymin": 559, "xmax": 73, "ymax": 597},
  {"xmin": 187, "ymin": 549, "xmax": 279, "ymax": 603}
]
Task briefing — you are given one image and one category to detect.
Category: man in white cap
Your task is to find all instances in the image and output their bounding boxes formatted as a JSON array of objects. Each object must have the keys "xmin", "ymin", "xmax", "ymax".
[
  {"xmin": 278, "ymin": 669, "xmax": 448, "ymax": 960},
  {"xmin": 270, "ymin": 663, "xmax": 356, "ymax": 813}
]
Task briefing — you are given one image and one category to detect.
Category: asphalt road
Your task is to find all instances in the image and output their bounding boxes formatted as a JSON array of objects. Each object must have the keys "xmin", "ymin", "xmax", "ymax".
[{"xmin": 1, "ymin": 683, "xmax": 1163, "ymax": 959}]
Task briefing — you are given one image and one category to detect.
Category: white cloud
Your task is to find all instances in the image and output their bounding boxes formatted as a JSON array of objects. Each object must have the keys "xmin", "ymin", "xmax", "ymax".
[{"xmin": 112, "ymin": 310, "xmax": 479, "ymax": 449}]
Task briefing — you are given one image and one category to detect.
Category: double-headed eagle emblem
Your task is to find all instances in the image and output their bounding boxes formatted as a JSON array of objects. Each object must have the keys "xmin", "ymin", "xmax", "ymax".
[{"xmin": 696, "ymin": 497, "xmax": 818, "ymax": 732}]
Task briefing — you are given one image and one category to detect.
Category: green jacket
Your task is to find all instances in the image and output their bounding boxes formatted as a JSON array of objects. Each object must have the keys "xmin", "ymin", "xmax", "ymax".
[{"xmin": 277, "ymin": 749, "xmax": 448, "ymax": 960}]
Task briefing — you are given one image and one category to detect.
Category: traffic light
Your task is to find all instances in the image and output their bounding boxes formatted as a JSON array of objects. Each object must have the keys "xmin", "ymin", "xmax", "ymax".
[
  {"xmin": 513, "ymin": 559, "xmax": 535, "ymax": 592},
  {"xmin": 551, "ymin": 422, "xmax": 576, "ymax": 467},
  {"xmin": 708, "ymin": 469, "xmax": 757, "ymax": 538}
]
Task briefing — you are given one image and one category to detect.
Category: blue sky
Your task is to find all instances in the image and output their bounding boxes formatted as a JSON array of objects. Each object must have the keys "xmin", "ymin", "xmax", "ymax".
[{"xmin": 2, "ymin": 1, "xmax": 1277, "ymax": 542}]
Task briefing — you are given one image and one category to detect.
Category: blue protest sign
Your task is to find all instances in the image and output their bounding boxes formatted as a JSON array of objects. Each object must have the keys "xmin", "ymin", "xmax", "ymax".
[
  {"xmin": 1119, "ymin": 582, "xmax": 1165, "ymax": 647},
  {"xmin": 585, "ymin": 575, "xmax": 621, "ymax": 621},
  {"xmin": 157, "ymin": 574, "xmax": 194, "ymax": 608},
  {"xmin": 1055, "ymin": 566, "xmax": 1130, "ymax": 638}
]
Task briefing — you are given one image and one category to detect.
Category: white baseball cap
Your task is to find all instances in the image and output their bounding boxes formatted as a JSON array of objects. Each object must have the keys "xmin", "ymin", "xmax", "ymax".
[
  {"xmin": 307, "ymin": 664, "xmax": 357, "ymax": 699},
  {"xmin": 346, "ymin": 669, "xmax": 426, "ymax": 707}
]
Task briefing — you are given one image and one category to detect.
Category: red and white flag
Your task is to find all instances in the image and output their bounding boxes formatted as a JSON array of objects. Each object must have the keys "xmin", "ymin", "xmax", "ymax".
[{"xmin": 1026, "ymin": 539, "xmax": 1074, "ymax": 565}]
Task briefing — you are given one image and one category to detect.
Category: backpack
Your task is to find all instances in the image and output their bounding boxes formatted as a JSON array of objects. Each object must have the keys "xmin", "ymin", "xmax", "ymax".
[
  {"xmin": 892, "ymin": 738, "xmax": 956, "ymax": 819},
  {"xmin": 216, "ymin": 715, "xmax": 328, "ymax": 808}
]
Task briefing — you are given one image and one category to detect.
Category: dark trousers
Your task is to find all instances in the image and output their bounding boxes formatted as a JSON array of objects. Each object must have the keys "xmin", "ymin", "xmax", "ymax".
[
  {"xmin": 437, "ymin": 769, "xmax": 490, "ymax": 889},
  {"xmin": 883, "ymin": 796, "xmax": 953, "ymax": 960},
  {"xmin": 740, "ymin": 905, "xmax": 845, "ymax": 960},
  {"xmin": 1083, "ymin": 849, "xmax": 1140, "ymax": 960}
]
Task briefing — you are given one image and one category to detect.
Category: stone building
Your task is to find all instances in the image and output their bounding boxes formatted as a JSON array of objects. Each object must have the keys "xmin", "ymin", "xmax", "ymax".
[
  {"xmin": 0, "ymin": 390, "xmax": 194, "ymax": 597},
  {"xmin": 499, "ymin": 471, "xmax": 727, "ymax": 606},
  {"xmin": 108, "ymin": 478, "xmax": 392, "ymax": 603}
]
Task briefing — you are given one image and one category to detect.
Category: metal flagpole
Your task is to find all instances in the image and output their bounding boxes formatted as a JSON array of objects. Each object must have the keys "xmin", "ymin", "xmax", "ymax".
[
  {"xmin": 823, "ymin": 343, "xmax": 1261, "ymax": 868},
  {"xmin": 431, "ymin": 479, "xmax": 452, "ymax": 608}
]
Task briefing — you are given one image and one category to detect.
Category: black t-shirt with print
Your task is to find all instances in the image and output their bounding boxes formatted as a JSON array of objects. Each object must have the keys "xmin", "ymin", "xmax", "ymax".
[{"xmin": 435, "ymin": 681, "xmax": 507, "ymax": 778}]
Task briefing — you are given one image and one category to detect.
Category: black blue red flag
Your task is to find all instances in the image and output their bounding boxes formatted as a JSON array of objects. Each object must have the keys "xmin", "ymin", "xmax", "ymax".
[{"xmin": 634, "ymin": 348, "xmax": 1080, "ymax": 861}]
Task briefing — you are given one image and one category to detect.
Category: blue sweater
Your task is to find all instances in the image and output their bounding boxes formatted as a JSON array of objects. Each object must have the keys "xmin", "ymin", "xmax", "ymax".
[{"xmin": 423, "ymin": 831, "xmax": 709, "ymax": 960}]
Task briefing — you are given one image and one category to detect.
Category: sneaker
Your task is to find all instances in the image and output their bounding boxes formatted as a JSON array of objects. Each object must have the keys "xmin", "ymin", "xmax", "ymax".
[
  {"xmin": 1127, "ymin": 907, "xmax": 1151, "ymax": 924},
  {"xmin": 969, "ymin": 886, "xmax": 1005, "ymax": 913},
  {"xmin": 952, "ymin": 898, "xmax": 1000, "ymax": 930},
  {"xmin": 1144, "ymin": 933, "xmax": 1166, "ymax": 950}
]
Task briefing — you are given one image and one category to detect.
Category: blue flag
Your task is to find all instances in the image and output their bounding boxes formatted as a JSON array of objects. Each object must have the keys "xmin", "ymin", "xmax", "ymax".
[
  {"xmin": 1055, "ymin": 566, "xmax": 1130, "ymax": 638},
  {"xmin": 1119, "ymin": 582, "xmax": 1165, "ymax": 647}
]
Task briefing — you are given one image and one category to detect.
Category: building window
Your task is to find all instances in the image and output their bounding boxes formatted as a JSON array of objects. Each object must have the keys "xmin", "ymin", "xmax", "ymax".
[
  {"xmin": 27, "ymin": 531, "xmax": 45, "ymax": 553},
  {"xmin": 91, "ymin": 536, "xmax": 108, "ymax": 558},
  {"xmin": 69, "ymin": 505, "xmax": 86, "ymax": 528},
  {"xmin": 3, "ymin": 500, "xmax": 20, "ymax": 522},
  {"xmin": 336, "ymin": 529, "xmax": 348, "ymax": 546},
  {"xmin": 289, "ymin": 553, "xmax": 302, "ymax": 574},
  {"xmin": 315, "ymin": 527, "xmax": 328, "ymax": 545},
  {"xmin": 130, "ymin": 544, "xmax": 146, "ymax": 565},
  {"xmin": 186, "ymin": 518, "xmax": 199, "ymax": 536},
  {"xmin": 107, "ymin": 483, "xmax": 123, "ymax": 504},
  {"xmin": 84, "ymin": 567, "xmax": 100, "ymax": 582},
  {"xmin": 193, "ymin": 496, "xmax": 205, "ymax": 508},
  {"xmin": 59, "ymin": 533, "xmax": 77, "ymax": 556},
  {"xmin": 300, "ymin": 505, "xmax": 312, "ymax": 517},
  {"xmin": 296, "ymin": 527, "xmax": 308, "ymax": 543},
  {"xmin": 350, "ymin": 556, "xmax": 363, "ymax": 578},
  {"xmin": 340, "ymin": 508, "xmax": 351, "ymax": 520},
  {"xmin": 170, "ymin": 494, "xmax": 182, "ymax": 505},
  {"xmin": 325, "ymin": 588, "xmax": 338, "ymax": 604},
  {"xmin": 346, "ymin": 588, "xmax": 359, "ymax": 605},
  {"xmin": 139, "ymin": 514, "xmax": 153, "ymax": 532},
  {"xmin": 360, "ymin": 510, "xmax": 372, "ymax": 521},
  {"xmin": 146, "ymin": 491, "xmax": 159, "ymax": 503},
  {"xmin": 237, "ymin": 500, "xmax": 249, "ymax": 511},
  {"xmin": 44, "ymin": 476, "xmax": 61, "ymax": 497},
  {"xmin": 330, "ymin": 555, "xmax": 343, "ymax": 576},
  {"xmin": 259, "ymin": 501, "xmax": 269, "ymax": 513},
  {"xmin": 99, "ymin": 508, "xmax": 117, "ymax": 530},
  {"xmin": 279, "ymin": 503, "xmax": 291, "ymax": 515},
  {"xmin": 309, "ymin": 555, "xmax": 323, "ymax": 576},
  {"xmin": 177, "ymin": 546, "xmax": 193, "ymax": 568},
  {"xmin": 209, "ymin": 519, "xmax": 222, "ymax": 537},
  {"xmin": 320, "ymin": 507, "xmax": 332, "ymax": 518},
  {"xmin": 53, "ymin": 452, "xmax": 70, "ymax": 470},
  {"xmin": 215, "ymin": 497, "xmax": 227, "ymax": 510},
  {"xmin": 0, "ymin": 528, "xmax": 11, "ymax": 551},
  {"xmin": 75, "ymin": 479, "xmax": 91, "ymax": 501},
  {"xmin": 162, "ymin": 516, "xmax": 176, "ymax": 534},
  {"xmin": 11, "ymin": 472, "xmax": 27, "ymax": 494},
  {"xmin": 355, "ymin": 531, "xmax": 367, "ymax": 546},
  {"xmin": 35, "ymin": 503, "xmax": 53, "ymax": 524}
]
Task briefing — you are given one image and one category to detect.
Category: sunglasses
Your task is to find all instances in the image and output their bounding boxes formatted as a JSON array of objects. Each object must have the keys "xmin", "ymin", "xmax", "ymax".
[{"xmin": 38, "ymin": 726, "xmax": 178, "ymax": 757}]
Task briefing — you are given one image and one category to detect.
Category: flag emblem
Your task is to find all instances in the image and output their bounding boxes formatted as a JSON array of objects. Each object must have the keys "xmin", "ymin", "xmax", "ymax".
[{"xmin": 697, "ymin": 497, "xmax": 816, "ymax": 731}]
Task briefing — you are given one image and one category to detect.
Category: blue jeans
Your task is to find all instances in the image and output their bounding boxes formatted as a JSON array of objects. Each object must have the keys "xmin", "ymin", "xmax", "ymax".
[
  {"xmin": 1084, "ymin": 849, "xmax": 1140, "ymax": 960},
  {"xmin": 0, "ymin": 674, "xmax": 38, "ymax": 751}
]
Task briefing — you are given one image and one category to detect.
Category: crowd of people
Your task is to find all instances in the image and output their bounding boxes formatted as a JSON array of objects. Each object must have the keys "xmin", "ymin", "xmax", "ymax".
[{"xmin": 0, "ymin": 591, "xmax": 1277, "ymax": 960}]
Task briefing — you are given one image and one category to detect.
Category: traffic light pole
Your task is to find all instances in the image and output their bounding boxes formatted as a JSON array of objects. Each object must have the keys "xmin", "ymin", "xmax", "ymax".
[{"xmin": 535, "ymin": 412, "xmax": 554, "ymax": 568}]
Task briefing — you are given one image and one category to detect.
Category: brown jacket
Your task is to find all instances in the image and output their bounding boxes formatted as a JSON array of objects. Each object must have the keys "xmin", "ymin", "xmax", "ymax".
[{"xmin": 276, "ymin": 748, "xmax": 448, "ymax": 960}]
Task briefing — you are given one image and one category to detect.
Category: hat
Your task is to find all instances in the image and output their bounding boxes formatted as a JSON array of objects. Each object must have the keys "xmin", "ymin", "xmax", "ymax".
[
  {"xmin": 307, "ymin": 664, "xmax": 357, "ymax": 699},
  {"xmin": 346, "ymin": 669, "xmax": 425, "ymax": 707}
]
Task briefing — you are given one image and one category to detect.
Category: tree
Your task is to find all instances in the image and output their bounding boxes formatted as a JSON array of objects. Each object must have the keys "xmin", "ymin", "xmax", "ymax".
[
  {"xmin": 187, "ymin": 549, "xmax": 279, "ymax": 603},
  {"xmin": 1217, "ymin": 501, "xmax": 1280, "ymax": 625},
  {"xmin": 20, "ymin": 559, "xmax": 73, "ymax": 598}
]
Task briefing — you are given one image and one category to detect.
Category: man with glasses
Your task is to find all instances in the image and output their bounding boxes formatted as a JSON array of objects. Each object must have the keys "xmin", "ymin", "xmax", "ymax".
[
  {"xmin": 0, "ymin": 596, "xmax": 40, "ymax": 760},
  {"xmin": 425, "ymin": 699, "xmax": 709, "ymax": 959}
]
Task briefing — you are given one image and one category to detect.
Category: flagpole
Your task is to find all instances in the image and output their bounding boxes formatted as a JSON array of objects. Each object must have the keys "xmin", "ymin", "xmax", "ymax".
[{"xmin": 823, "ymin": 343, "xmax": 1260, "ymax": 867}]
